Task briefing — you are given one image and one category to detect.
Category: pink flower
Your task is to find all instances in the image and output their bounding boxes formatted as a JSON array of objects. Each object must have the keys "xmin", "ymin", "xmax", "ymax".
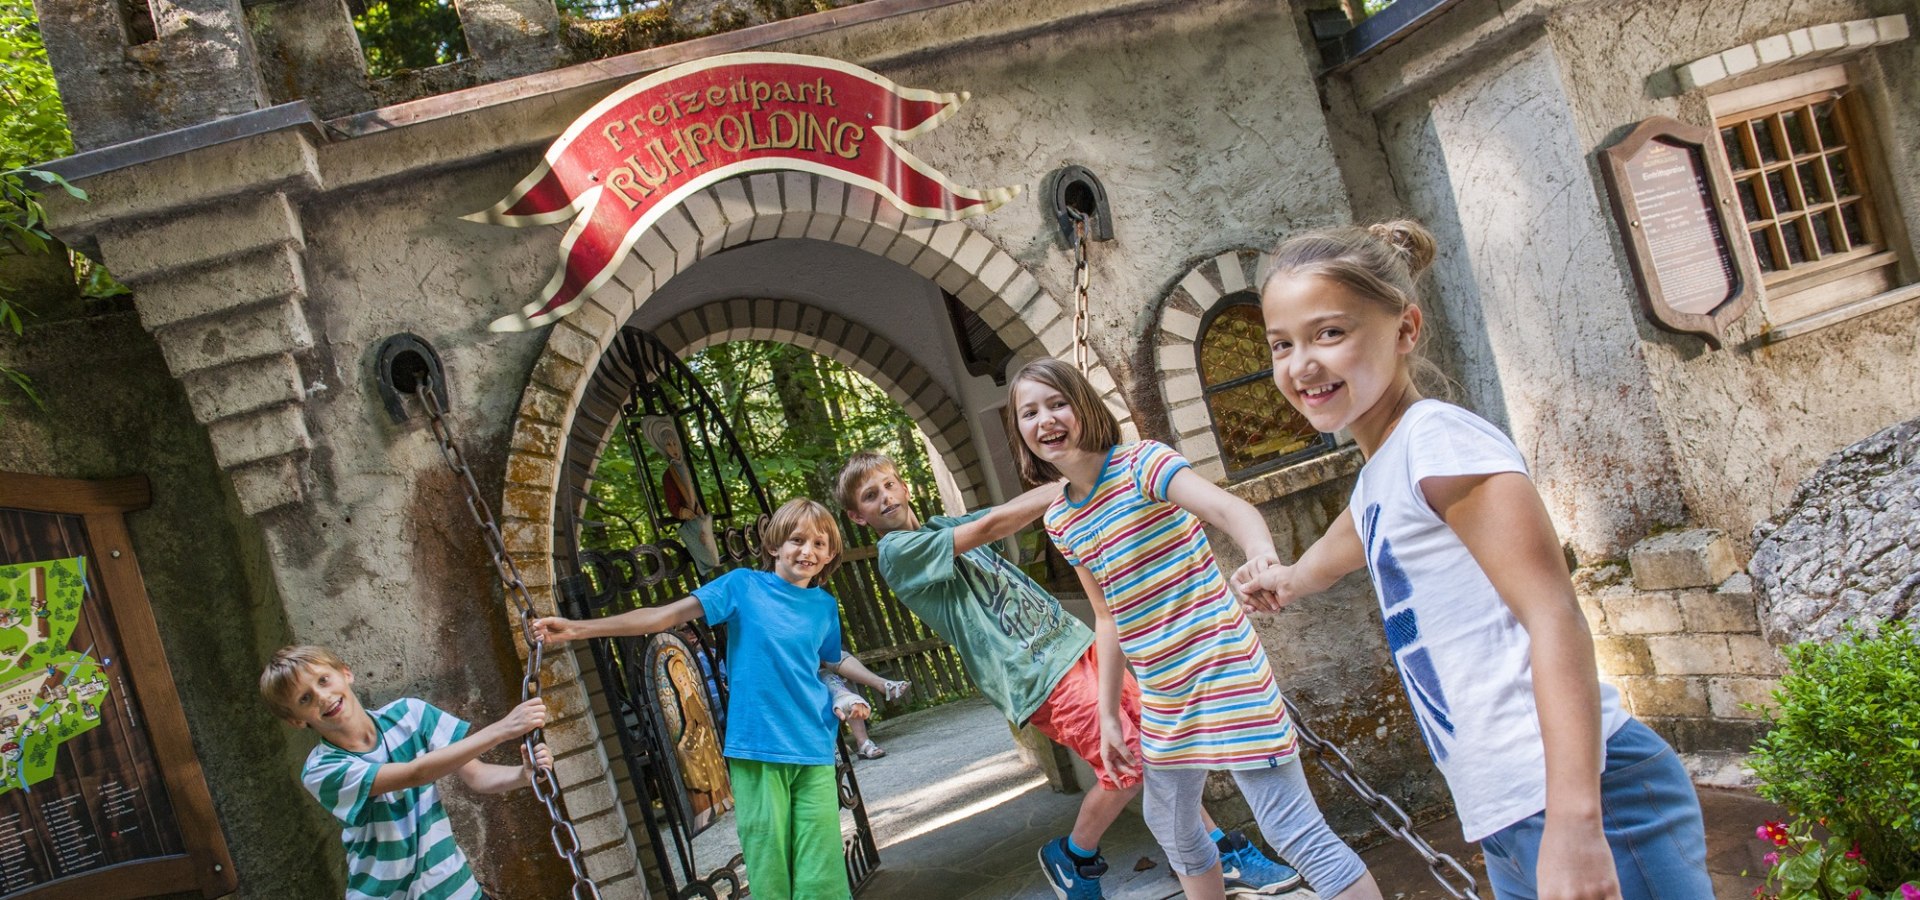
[
  {"xmin": 1847, "ymin": 891, "xmax": 1860, "ymax": 900},
  {"xmin": 1763, "ymin": 851, "xmax": 1779, "ymax": 866},
  {"xmin": 1899, "ymin": 884, "xmax": 1919, "ymax": 900},
  {"xmin": 1844, "ymin": 842, "xmax": 1863, "ymax": 861},
  {"xmin": 1756, "ymin": 820, "xmax": 1792, "ymax": 847}
]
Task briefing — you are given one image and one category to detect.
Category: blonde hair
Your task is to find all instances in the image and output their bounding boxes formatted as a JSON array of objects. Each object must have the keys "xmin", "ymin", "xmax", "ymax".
[
  {"xmin": 1260, "ymin": 219, "xmax": 1449, "ymax": 394},
  {"xmin": 1005, "ymin": 358, "xmax": 1122, "ymax": 485},
  {"xmin": 260, "ymin": 645, "xmax": 349, "ymax": 720},
  {"xmin": 833, "ymin": 451, "xmax": 897, "ymax": 513},
  {"xmin": 760, "ymin": 498, "xmax": 844, "ymax": 583}
]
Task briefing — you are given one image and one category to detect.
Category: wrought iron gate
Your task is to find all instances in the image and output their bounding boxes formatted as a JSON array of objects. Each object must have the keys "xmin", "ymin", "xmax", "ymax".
[{"xmin": 554, "ymin": 327, "xmax": 880, "ymax": 897}]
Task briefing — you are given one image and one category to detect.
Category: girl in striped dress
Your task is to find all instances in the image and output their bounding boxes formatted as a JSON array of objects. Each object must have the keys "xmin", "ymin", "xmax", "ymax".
[{"xmin": 1008, "ymin": 358, "xmax": 1382, "ymax": 900}]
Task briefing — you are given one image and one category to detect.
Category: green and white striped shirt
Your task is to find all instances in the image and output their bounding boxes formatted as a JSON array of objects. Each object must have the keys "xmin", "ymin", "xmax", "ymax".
[{"xmin": 302, "ymin": 698, "xmax": 481, "ymax": 900}]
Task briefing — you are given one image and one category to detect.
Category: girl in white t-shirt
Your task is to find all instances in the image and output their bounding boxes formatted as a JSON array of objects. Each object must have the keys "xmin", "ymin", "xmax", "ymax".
[{"xmin": 1234, "ymin": 220, "xmax": 1709, "ymax": 900}]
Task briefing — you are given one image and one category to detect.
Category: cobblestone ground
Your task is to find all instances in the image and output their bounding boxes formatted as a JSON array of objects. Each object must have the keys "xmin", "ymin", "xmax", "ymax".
[{"xmin": 838, "ymin": 696, "xmax": 1781, "ymax": 899}]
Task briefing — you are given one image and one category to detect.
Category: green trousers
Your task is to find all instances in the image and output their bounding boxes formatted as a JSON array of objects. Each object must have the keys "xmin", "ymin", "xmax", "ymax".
[{"xmin": 728, "ymin": 759, "xmax": 850, "ymax": 900}]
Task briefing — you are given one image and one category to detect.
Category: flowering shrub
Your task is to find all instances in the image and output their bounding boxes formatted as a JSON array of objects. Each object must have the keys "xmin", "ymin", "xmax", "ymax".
[
  {"xmin": 1747, "ymin": 620, "xmax": 1920, "ymax": 894},
  {"xmin": 1751, "ymin": 818, "xmax": 1920, "ymax": 899}
]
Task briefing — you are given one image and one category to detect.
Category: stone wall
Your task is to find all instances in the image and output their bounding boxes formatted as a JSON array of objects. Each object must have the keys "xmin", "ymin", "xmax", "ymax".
[
  {"xmin": 1750, "ymin": 415, "xmax": 1920, "ymax": 644},
  {"xmin": 1326, "ymin": 0, "xmax": 1920, "ymax": 561},
  {"xmin": 1583, "ymin": 530, "xmax": 1786, "ymax": 767},
  {"xmin": 0, "ymin": 278, "xmax": 340, "ymax": 895}
]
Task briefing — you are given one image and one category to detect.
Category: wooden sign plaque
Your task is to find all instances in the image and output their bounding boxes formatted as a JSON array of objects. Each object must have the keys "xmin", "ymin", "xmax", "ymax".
[
  {"xmin": 1600, "ymin": 116, "xmax": 1755, "ymax": 348},
  {"xmin": 0, "ymin": 473, "xmax": 235, "ymax": 899}
]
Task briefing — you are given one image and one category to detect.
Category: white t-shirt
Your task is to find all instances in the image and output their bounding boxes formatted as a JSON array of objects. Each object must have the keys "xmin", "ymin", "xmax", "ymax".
[{"xmin": 1350, "ymin": 400, "xmax": 1627, "ymax": 841}]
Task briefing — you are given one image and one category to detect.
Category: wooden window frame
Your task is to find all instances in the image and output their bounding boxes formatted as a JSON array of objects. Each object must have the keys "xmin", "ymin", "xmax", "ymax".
[
  {"xmin": 1709, "ymin": 65, "xmax": 1911, "ymax": 327},
  {"xmin": 1197, "ymin": 294, "xmax": 1337, "ymax": 481},
  {"xmin": 0, "ymin": 473, "xmax": 237, "ymax": 899}
]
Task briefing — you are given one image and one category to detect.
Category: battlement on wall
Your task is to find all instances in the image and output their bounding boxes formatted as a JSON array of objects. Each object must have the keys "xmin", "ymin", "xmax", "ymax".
[{"xmin": 36, "ymin": 0, "xmax": 852, "ymax": 152}]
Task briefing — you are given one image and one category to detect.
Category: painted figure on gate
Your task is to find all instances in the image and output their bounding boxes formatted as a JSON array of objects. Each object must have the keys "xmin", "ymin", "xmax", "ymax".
[{"xmin": 643, "ymin": 416, "xmax": 722, "ymax": 574}]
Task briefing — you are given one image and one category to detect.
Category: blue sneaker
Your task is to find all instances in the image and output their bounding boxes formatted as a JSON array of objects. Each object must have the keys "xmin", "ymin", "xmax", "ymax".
[
  {"xmin": 1218, "ymin": 830, "xmax": 1304, "ymax": 895},
  {"xmin": 1038, "ymin": 836, "xmax": 1108, "ymax": 899}
]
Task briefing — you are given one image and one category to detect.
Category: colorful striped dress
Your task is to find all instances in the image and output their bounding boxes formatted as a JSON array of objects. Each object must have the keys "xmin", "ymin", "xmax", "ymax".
[{"xmin": 1044, "ymin": 440, "xmax": 1297, "ymax": 769}]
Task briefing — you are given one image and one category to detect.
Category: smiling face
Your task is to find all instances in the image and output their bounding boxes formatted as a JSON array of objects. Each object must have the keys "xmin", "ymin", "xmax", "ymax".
[
  {"xmin": 1012, "ymin": 377, "xmax": 1085, "ymax": 468},
  {"xmin": 278, "ymin": 663, "xmax": 364, "ymax": 734},
  {"xmin": 1260, "ymin": 272, "xmax": 1423, "ymax": 452},
  {"xmin": 846, "ymin": 466, "xmax": 919, "ymax": 536},
  {"xmin": 771, "ymin": 523, "xmax": 837, "ymax": 587}
]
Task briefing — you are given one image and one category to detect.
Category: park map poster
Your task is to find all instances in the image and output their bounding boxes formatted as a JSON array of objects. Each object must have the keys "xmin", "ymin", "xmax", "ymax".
[
  {"xmin": 0, "ymin": 558, "xmax": 111, "ymax": 797},
  {"xmin": 0, "ymin": 545, "xmax": 182, "ymax": 896}
]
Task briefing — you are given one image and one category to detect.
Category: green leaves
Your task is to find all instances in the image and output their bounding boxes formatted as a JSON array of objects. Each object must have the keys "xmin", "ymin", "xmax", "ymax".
[{"xmin": 1750, "ymin": 619, "xmax": 1920, "ymax": 889}]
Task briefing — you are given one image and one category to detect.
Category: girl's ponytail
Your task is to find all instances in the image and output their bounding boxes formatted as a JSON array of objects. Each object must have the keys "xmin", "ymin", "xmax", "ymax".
[{"xmin": 1365, "ymin": 219, "xmax": 1437, "ymax": 279}]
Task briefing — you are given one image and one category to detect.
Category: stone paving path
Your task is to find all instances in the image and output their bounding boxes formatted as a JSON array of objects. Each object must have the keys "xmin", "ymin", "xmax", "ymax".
[{"xmin": 680, "ymin": 694, "xmax": 1781, "ymax": 898}]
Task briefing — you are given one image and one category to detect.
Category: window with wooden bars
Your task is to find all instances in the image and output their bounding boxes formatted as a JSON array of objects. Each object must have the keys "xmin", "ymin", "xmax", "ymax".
[
  {"xmin": 1197, "ymin": 295, "xmax": 1335, "ymax": 478},
  {"xmin": 1713, "ymin": 66, "xmax": 1906, "ymax": 324}
]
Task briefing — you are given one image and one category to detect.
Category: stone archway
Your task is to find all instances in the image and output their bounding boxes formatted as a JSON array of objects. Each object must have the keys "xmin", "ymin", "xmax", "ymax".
[{"xmin": 487, "ymin": 170, "xmax": 1131, "ymax": 891}]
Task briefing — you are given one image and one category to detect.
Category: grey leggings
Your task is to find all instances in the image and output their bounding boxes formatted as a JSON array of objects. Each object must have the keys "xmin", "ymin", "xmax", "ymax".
[{"xmin": 1142, "ymin": 758, "xmax": 1367, "ymax": 895}]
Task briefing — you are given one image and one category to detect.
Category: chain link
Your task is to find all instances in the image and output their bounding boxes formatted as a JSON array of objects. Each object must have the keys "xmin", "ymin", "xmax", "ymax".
[
  {"xmin": 1069, "ymin": 210, "xmax": 1092, "ymax": 374},
  {"xmin": 1285, "ymin": 698, "xmax": 1481, "ymax": 898},
  {"xmin": 416, "ymin": 382, "xmax": 603, "ymax": 899}
]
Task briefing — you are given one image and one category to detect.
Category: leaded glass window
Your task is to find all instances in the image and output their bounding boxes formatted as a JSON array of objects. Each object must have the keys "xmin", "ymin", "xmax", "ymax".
[{"xmin": 1198, "ymin": 296, "xmax": 1334, "ymax": 478}]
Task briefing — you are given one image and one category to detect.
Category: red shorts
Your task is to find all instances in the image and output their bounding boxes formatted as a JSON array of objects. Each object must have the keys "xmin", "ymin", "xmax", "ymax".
[{"xmin": 1026, "ymin": 643, "xmax": 1144, "ymax": 790}]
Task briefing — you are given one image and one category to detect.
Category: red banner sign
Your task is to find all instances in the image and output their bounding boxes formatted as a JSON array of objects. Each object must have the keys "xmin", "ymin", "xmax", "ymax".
[{"xmin": 469, "ymin": 52, "xmax": 1020, "ymax": 332}]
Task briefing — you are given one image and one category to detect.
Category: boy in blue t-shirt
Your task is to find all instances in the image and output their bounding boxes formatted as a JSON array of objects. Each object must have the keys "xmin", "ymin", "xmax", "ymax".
[
  {"xmin": 260, "ymin": 645, "xmax": 552, "ymax": 900},
  {"xmin": 532, "ymin": 498, "xmax": 890, "ymax": 900}
]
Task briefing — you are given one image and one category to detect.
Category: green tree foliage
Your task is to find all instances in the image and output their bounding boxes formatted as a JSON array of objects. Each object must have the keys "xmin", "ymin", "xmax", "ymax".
[
  {"xmin": 1749, "ymin": 620, "xmax": 1920, "ymax": 892},
  {"xmin": 1, "ymin": 0, "xmax": 128, "ymax": 414},
  {"xmin": 0, "ymin": 1, "xmax": 71, "ymax": 171},
  {"xmin": 349, "ymin": 0, "xmax": 468, "ymax": 77},
  {"xmin": 587, "ymin": 341, "xmax": 941, "ymax": 543}
]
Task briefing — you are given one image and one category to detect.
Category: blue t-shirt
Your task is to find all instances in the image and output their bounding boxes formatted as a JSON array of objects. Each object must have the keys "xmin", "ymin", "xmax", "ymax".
[{"xmin": 695, "ymin": 568, "xmax": 843, "ymax": 765}]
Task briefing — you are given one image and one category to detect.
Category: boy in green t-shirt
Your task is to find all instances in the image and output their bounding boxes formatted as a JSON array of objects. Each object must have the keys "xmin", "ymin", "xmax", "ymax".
[{"xmin": 836, "ymin": 452, "xmax": 1301, "ymax": 899}]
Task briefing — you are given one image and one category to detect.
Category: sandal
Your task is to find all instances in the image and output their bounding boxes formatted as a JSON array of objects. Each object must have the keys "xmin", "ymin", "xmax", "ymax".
[{"xmin": 856, "ymin": 739, "xmax": 887, "ymax": 760}]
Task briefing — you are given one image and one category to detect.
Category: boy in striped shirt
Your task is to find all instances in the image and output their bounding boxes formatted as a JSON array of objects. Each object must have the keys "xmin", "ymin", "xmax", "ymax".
[{"xmin": 261, "ymin": 645, "xmax": 552, "ymax": 900}]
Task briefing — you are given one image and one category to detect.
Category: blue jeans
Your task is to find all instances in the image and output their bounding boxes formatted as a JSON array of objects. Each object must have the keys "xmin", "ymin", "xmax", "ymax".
[{"xmin": 1479, "ymin": 718, "xmax": 1710, "ymax": 899}]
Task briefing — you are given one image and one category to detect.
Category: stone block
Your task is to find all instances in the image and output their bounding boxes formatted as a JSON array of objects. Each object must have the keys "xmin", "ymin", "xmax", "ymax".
[
  {"xmin": 1677, "ymin": 55, "xmax": 1727, "ymax": 91},
  {"xmin": 1620, "ymin": 675, "xmax": 1709, "ymax": 717},
  {"xmin": 1641, "ymin": 716, "xmax": 1769, "ymax": 755},
  {"xmin": 1679, "ymin": 590, "xmax": 1760, "ymax": 633},
  {"xmin": 1600, "ymin": 592, "xmax": 1684, "ymax": 635},
  {"xmin": 1214, "ymin": 252, "xmax": 1249, "ymax": 294},
  {"xmin": 1595, "ymin": 635, "xmax": 1654, "ymax": 676},
  {"xmin": 228, "ymin": 454, "xmax": 305, "ymax": 515},
  {"xmin": 180, "ymin": 355, "xmax": 304, "ymax": 423},
  {"xmin": 1164, "ymin": 373, "xmax": 1204, "ymax": 407},
  {"xmin": 1786, "ymin": 28, "xmax": 1817, "ymax": 57},
  {"xmin": 154, "ymin": 294, "xmax": 313, "ymax": 377},
  {"xmin": 1708, "ymin": 677, "xmax": 1779, "ymax": 719},
  {"xmin": 1754, "ymin": 34, "xmax": 1793, "ymax": 64},
  {"xmin": 1878, "ymin": 15, "xmax": 1911, "ymax": 42},
  {"xmin": 1179, "ymin": 268, "xmax": 1221, "ymax": 309},
  {"xmin": 98, "ymin": 193, "xmax": 303, "ymax": 284},
  {"xmin": 1162, "ymin": 307, "xmax": 1202, "ymax": 341},
  {"xmin": 1726, "ymin": 635, "xmax": 1785, "ymax": 675},
  {"xmin": 1628, "ymin": 529, "xmax": 1739, "ymax": 590},
  {"xmin": 951, "ymin": 229, "xmax": 995, "ymax": 276},
  {"xmin": 1157, "ymin": 344, "xmax": 1198, "ymax": 374},
  {"xmin": 136, "ymin": 244, "xmax": 307, "ymax": 330},
  {"xmin": 206, "ymin": 404, "xmax": 311, "ymax": 470},
  {"xmin": 1646, "ymin": 634, "xmax": 1733, "ymax": 675},
  {"xmin": 1844, "ymin": 18, "xmax": 1879, "ymax": 48},
  {"xmin": 1809, "ymin": 23, "xmax": 1847, "ymax": 52},
  {"xmin": 582, "ymin": 839, "xmax": 639, "ymax": 880},
  {"xmin": 1169, "ymin": 400, "xmax": 1213, "ymax": 436},
  {"xmin": 594, "ymin": 874, "xmax": 650, "ymax": 900},
  {"xmin": 1720, "ymin": 44, "xmax": 1760, "ymax": 77}
]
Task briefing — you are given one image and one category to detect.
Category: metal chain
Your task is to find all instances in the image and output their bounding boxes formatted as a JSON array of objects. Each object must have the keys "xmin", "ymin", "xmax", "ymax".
[
  {"xmin": 415, "ymin": 381, "xmax": 602, "ymax": 900},
  {"xmin": 1069, "ymin": 210, "xmax": 1092, "ymax": 374},
  {"xmin": 1285, "ymin": 698, "xmax": 1482, "ymax": 898}
]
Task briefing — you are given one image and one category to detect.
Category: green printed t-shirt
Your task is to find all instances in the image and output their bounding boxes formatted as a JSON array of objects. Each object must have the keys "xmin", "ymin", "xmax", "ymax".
[{"xmin": 877, "ymin": 510, "xmax": 1093, "ymax": 724}]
